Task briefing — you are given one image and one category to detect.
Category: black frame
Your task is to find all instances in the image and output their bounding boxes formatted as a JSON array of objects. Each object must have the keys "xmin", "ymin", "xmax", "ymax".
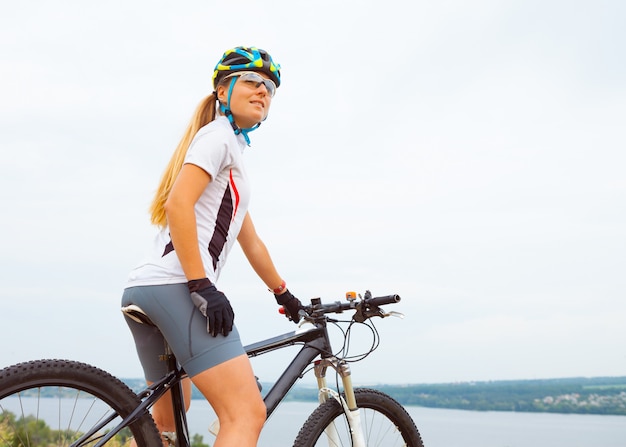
[{"xmin": 106, "ymin": 323, "xmax": 333, "ymax": 447}]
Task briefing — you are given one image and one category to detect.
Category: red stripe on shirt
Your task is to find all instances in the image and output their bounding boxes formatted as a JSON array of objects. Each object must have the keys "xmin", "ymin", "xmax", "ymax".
[{"xmin": 229, "ymin": 169, "xmax": 240, "ymax": 220}]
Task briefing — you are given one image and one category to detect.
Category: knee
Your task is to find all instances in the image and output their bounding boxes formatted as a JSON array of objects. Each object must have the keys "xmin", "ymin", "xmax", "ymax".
[
  {"xmin": 225, "ymin": 396, "xmax": 266, "ymax": 431},
  {"xmin": 254, "ymin": 397, "xmax": 267, "ymax": 425},
  {"xmin": 245, "ymin": 396, "xmax": 267, "ymax": 430},
  {"xmin": 151, "ymin": 407, "xmax": 176, "ymax": 432}
]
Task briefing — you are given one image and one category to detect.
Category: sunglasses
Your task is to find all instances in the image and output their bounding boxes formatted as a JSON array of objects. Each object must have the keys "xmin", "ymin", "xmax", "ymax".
[{"xmin": 223, "ymin": 71, "xmax": 277, "ymax": 97}]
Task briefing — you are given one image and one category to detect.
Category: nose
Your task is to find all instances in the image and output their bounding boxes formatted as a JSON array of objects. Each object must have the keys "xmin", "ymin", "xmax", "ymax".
[{"xmin": 256, "ymin": 82, "xmax": 269, "ymax": 96}]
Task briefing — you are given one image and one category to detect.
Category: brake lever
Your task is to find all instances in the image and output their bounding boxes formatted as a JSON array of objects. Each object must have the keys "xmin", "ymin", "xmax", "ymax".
[
  {"xmin": 354, "ymin": 306, "xmax": 405, "ymax": 322},
  {"xmin": 382, "ymin": 310, "xmax": 405, "ymax": 319},
  {"xmin": 296, "ymin": 309, "xmax": 317, "ymax": 328}
]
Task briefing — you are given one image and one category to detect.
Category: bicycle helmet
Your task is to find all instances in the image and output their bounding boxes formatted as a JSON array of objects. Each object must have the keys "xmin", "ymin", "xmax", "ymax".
[
  {"xmin": 212, "ymin": 46, "xmax": 281, "ymax": 145},
  {"xmin": 213, "ymin": 46, "xmax": 281, "ymax": 89}
]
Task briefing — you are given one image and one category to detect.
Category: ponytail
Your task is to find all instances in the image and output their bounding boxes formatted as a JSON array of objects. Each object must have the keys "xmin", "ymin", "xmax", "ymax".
[{"xmin": 149, "ymin": 93, "xmax": 218, "ymax": 227}]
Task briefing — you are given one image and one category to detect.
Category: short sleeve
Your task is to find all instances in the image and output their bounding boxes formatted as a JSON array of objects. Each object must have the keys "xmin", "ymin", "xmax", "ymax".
[{"xmin": 184, "ymin": 125, "xmax": 231, "ymax": 179}]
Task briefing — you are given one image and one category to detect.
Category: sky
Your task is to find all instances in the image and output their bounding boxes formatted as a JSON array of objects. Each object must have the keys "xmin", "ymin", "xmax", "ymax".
[{"xmin": 1, "ymin": 0, "xmax": 625, "ymax": 386}]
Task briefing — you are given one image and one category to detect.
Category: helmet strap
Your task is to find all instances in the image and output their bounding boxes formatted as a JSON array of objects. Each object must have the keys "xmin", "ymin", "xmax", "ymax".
[{"xmin": 217, "ymin": 76, "xmax": 261, "ymax": 146}]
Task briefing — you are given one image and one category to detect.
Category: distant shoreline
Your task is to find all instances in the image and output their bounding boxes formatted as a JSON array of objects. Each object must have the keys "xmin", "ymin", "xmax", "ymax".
[{"xmin": 123, "ymin": 375, "xmax": 626, "ymax": 416}]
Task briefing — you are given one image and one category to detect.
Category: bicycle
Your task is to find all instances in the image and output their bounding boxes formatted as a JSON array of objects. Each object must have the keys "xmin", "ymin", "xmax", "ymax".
[{"xmin": 0, "ymin": 290, "xmax": 424, "ymax": 447}]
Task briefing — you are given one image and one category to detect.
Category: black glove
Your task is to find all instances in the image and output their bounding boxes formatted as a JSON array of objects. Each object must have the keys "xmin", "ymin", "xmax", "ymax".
[
  {"xmin": 275, "ymin": 289, "xmax": 302, "ymax": 323},
  {"xmin": 188, "ymin": 278, "xmax": 234, "ymax": 337}
]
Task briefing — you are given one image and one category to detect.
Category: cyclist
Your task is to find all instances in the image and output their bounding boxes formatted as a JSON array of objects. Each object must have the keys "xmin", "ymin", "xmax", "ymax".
[{"xmin": 121, "ymin": 46, "xmax": 302, "ymax": 447}]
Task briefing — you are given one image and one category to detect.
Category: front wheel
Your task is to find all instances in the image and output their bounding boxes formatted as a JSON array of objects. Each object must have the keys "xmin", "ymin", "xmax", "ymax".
[
  {"xmin": 293, "ymin": 388, "xmax": 424, "ymax": 447},
  {"xmin": 0, "ymin": 359, "xmax": 162, "ymax": 446}
]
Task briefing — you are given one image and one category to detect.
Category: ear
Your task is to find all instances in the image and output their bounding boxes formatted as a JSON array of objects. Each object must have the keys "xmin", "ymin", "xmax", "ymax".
[{"xmin": 216, "ymin": 84, "xmax": 228, "ymax": 103}]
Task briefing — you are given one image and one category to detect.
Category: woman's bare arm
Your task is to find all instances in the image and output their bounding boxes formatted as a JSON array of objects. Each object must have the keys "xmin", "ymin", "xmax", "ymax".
[{"xmin": 164, "ymin": 163, "xmax": 211, "ymax": 281}]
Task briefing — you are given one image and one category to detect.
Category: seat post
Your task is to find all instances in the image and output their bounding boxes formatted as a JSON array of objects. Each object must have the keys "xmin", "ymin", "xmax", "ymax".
[{"xmin": 163, "ymin": 342, "xmax": 190, "ymax": 447}]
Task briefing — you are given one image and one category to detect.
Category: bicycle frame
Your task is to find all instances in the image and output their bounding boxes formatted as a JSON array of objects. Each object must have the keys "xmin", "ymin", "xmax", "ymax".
[
  {"xmin": 94, "ymin": 324, "xmax": 333, "ymax": 447},
  {"xmin": 108, "ymin": 304, "xmax": 369, "ymax": 447}
]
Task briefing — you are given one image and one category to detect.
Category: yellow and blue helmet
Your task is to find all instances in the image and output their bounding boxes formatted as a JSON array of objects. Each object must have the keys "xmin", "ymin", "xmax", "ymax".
[{"xmin": 212, "ymin": 46, "xmax": 281, "ymax": 89}]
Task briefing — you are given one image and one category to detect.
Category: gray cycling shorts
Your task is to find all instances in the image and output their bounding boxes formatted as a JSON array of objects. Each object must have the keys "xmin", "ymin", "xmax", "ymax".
[{"xmin": 121, "ymin": 283, "xmax": 245, "ymax": 382}]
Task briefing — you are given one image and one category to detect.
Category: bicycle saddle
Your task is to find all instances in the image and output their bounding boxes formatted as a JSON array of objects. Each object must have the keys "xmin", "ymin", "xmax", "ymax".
[{"xmin": 121, "ymin": 304, "xmax": 156, "ymax": 326}]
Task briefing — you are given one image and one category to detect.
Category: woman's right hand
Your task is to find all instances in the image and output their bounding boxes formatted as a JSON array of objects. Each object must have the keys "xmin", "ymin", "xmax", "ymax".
[
  {"xmin": 188, "ymin": 279, "xmax": 235, "ymax": 337},
  {"xmin": 275, "ymin": 290, "xmax": 302, "ymax": 323}
]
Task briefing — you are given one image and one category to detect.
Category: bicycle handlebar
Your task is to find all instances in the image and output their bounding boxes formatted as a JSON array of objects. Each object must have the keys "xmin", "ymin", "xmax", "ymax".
[{"xmin": 301, "ymin": 291, "xmax": 401, "ymax": 322}]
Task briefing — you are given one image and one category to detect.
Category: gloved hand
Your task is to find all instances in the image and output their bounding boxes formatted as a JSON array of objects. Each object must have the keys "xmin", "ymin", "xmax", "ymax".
[
  {"xmin": 275, "ymin": 289, "xmax": 303, "ymax": 323},
  {"xmin": 188, "ymin": 278, "xmax": 234, "ymax": 337}
]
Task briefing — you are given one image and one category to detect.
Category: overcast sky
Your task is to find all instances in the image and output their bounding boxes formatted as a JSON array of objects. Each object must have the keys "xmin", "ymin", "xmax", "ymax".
[{"xmin": 1, "ymin": 0, "xmax": 624, "ymax": 385}]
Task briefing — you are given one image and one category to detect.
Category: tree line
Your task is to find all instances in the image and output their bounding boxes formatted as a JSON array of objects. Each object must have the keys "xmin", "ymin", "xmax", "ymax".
[{"xmin": 278, "ymin": 376, "xmax": 626, "ymax": 416}]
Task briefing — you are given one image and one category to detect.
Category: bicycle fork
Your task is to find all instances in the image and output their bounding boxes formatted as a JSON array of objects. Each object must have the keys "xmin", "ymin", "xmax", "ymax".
[{"xmin": 314, "ymin": 357, "xmax": 366, "ymax": 447}]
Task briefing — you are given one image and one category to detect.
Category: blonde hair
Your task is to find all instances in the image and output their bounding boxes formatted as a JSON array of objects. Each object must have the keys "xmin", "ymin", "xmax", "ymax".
[{"xmin": 149, "ymin": 93, "xmax": 218, "ymax": 227}]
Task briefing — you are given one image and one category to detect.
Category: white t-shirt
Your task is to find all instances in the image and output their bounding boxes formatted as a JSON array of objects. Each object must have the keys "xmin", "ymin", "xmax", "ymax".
[{"xmin": 126, "ymin": 116, "xmax": 251, "ymax": 287}]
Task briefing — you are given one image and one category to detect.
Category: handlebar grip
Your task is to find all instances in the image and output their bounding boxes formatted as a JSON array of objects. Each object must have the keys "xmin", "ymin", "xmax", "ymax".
[{"xmin": 366, "ymin": 294, "xmax": 401, "ymax": 307}]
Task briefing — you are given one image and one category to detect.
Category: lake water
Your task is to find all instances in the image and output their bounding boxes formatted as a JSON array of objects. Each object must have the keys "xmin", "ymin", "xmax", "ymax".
[
  {"xmin": 185, "ymin": 400, "xmax": 626, "ymax": 447},
  {"xmin": 2, "ymin": 397, "xmax": 624, "ymax": 446}
]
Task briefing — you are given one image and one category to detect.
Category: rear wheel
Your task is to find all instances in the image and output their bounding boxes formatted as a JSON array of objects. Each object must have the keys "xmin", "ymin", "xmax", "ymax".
[
  {"xmin": 293, "ymin": 388, "xmax": 424, "ymax": 447},
  {"xmin": 0, "ymin": 359, "xmax": 162, "ymax": 446}
]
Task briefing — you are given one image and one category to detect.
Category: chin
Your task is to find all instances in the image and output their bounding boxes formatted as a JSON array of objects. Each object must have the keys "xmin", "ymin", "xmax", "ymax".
[
  {"xmin": 248, "ymin": 115, "xmax": 267, "ymax": 127},
  {"xmin": 235, "ymin": 114, "xmax": 265, "ymax": 129}
]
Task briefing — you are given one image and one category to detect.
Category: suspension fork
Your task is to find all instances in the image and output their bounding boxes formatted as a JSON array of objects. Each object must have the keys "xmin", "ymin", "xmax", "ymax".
[
  {"xmin": 314, "ymin": 357, "xmax": 366, "ymax": 447},
  {"xmin": 313, "ymin": 358, "xmax": 355, "ymax": 407}
]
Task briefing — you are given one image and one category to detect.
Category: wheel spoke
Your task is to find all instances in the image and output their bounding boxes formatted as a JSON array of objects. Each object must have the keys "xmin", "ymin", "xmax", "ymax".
[
  {"xmin": 293, "ymin": 388, "xmax": 423, "ymax": 447},
  {"xmin": 0, "ymin": 359, "xmax": 162, "ymax": 446}
]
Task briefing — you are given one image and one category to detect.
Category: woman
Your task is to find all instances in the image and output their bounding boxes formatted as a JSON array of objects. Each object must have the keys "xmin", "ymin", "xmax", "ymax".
[{"xmin": 121, "ymin": 46, "xmax": 302, "ymax": 447}]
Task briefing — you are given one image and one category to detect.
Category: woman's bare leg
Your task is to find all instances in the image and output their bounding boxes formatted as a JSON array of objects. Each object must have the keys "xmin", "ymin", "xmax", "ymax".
[{"xmin": 192, "ymin": 354, "xmax": 266, "ymax": 447}]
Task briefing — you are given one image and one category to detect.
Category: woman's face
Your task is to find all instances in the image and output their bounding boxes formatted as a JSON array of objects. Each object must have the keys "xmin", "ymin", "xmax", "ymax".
[{"xmin": 217, "ymin": 72, "xmax": 274, "ymax": 129}]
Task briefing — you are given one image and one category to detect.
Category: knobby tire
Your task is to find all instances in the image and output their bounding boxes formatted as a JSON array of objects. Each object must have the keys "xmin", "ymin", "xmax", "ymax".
[
  {"xmin": 0, "ymin": 359, "xmax": 162, "ymax": 447},
  {"xmin": 293, "ymin": 388, "xmax": 424, "ymax": 447}
]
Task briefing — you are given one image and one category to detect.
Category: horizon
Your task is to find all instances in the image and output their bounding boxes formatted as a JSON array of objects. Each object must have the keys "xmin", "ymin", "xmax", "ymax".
[{"xmin": 116, "ymin": 374, "xmax": 626, "ymax": 386}]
